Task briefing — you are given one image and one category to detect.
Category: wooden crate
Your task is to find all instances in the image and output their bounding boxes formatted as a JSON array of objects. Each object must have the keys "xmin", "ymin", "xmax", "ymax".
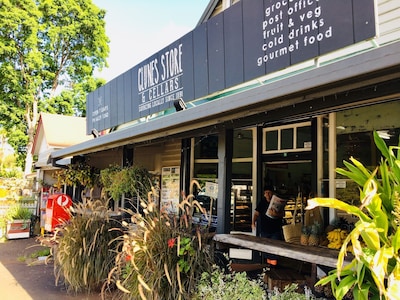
[{"xmin": 264, "ymin": 268, "xmax": 307, "ymax": 292}]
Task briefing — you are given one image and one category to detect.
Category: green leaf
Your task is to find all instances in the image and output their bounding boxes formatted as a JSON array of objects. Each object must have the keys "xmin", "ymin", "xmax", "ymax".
[
  {"xmin": 392, "ymin": 229, "xmax": 400, "ymax": 254},
  {"xmin": 351, "ymin": 231, "xmax": 364, "ymax": 259},
  {"xmin": 306, "ymin": 198, "xmax": 370, "ymax": 222},
  {"xmin": 350, "ymin": 157, "xmax": 374, "ymax": 180},
  {"xmin": 335, "ymin": 260, "xmax": 359, "ymax": 283},
  {"xmin": 353, "ymin": 283, "xmax": 370, "ymax": 300},
  {"xmin": 374, "ymin": 131, "xmax": 391, "ymax": 160},
  {"xmin": 378, "ymin": 162, "xmax": 393, "ymax": 212},
  {"xmin": 387, "ymin": 265, "xmax": 400, "ymax": 299},
  {"xmin": 356, "ymin": 260, "xmax": 366, "ymax": 288},
  {"xmin": 362, "ymin": 178, "xmax": 389, "ymax": 238},
  {"xmin": 316, "ymin": 273, "xmax": 336, "ymax": 286},
  {"xmin": 337, "ymin": 233, "xmax": 353, "ymax": 273},
  {"xmin": 335, "ymin": 274, "xmax": 357, "ymax": 300},
  {"xmin": 360, "ymin": 225, "xmax": 381, "ymax": 251},
  {"xmin": 371, "ymin": 247, "xmax": 394, "ymax": 293},
  {"xmin": 337, "ymin": 164, "xmax": 366, "ymax": 187}
]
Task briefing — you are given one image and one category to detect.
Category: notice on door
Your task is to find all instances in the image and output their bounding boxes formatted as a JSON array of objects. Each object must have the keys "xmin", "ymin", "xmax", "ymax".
[{"xmin": 161, "ymin": 166, "xmax": 180, "ymax": 215}]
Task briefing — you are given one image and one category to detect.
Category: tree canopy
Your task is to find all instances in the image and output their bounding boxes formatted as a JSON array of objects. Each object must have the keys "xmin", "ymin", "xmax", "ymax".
[{"xmin": 0, "ymin": 0, "xmax": 109, "ymax": 174}]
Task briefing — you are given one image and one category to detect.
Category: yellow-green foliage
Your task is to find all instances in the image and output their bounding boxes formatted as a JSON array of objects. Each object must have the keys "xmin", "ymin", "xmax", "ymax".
[
  {"xmin": 393, "ymin": 191, "xmax": 400, "ymax": 229},
  {"xmin": 5, "ymin": 204, "xmax": 32, "ymax": 220},
  {"xmin": 0, "ymin": 178, "xmax": 28, "ymax": 199},
  {"xmin": 54, "ymin": 200, "xmax": 122, "ymax": 293},
  {"xmin": 54, "ymin": 162, "xmax": 100, "ymax": 188},
  {"xmin": 308, "ymin": 131, "xmax": 400, "ymax": 300}
]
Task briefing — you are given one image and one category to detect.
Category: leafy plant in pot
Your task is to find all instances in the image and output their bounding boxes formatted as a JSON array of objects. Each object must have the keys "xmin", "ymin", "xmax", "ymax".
[
  {"xmin": 307, "ymin": 131, "xmax": 400, "ymax": 299},
  {"xmin": 5, "ymin": 204, "xmax": 33, "ymax": 239}
]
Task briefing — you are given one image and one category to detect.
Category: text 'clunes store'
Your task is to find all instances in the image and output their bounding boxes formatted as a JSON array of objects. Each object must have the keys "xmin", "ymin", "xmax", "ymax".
[{"xmin": 51, "ymin": 0, "xmax": 400, "ymax": 235}]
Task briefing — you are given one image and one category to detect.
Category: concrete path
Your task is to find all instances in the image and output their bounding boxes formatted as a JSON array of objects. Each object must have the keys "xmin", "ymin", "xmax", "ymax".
[{"xmin": 0, "ymin": 237, "xmax": 110, "ymax": 300}]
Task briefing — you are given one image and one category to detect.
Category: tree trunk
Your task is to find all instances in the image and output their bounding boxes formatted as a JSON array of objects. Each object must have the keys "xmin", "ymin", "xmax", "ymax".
[
  {"xmin": 24, "ymin": 141, "xmax": 34, "ymax": 176},
  {"xmin": 24, "ymin": 98, "xmax": 38, "ymax": 176}
]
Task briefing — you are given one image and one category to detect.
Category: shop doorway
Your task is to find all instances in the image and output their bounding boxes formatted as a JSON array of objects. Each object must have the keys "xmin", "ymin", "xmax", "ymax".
[
  {"xmin": 261, "ymin": 120, "xmax": 314, "ymax": 200},
  {"xmin": 263, "ymin": 160, "xmax": 312, "ymax": 201}
]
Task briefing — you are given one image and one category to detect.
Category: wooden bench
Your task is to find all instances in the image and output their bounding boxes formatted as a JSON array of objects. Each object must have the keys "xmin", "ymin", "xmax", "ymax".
[{"xmin": 213, "ymin": 233, "xmax": 352, "ymax": 284}]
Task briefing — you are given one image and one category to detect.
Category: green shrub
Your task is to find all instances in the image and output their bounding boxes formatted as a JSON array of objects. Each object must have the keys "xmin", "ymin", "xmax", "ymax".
[
  {"xmin": 30, "ymin": 247, "xmax": 51, "ymax": 258},
  {"xmin": 194, "ymin": 266, "xmax": 267, "ymax": 300},
  {"xmin": 5, "ymin": 204, "xmax": 32, "ymax": 220},
  {"xmin": 269, "ymin": 283, "xmax": 312, "ymax": 300}
]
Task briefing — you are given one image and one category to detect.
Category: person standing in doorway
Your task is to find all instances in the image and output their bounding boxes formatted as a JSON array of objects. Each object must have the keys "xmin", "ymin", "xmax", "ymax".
[{"xmin": 251, "ymin": 185, "xmax": 283, "ymax": 266}]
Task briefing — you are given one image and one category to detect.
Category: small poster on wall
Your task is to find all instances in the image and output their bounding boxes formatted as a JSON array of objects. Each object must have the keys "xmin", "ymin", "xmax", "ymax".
[
  {"xmin": 205, "ymin": 182, "xmax": 218, "ymax": 199},
  {"xmin": 161, "ymin": 166, "xmax": 180, "ymax": 215}
]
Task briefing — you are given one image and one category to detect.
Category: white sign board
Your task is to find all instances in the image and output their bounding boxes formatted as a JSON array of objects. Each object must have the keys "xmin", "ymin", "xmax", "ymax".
[{"xmin": 161, "ymin": 166, "xmax": 180, "ymax": 214}]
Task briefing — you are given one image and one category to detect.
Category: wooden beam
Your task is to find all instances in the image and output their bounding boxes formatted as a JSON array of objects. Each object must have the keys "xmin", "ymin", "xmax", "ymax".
[{"xmin": 213, "ymin": 233, "xmax": 351, "ymax": 268}]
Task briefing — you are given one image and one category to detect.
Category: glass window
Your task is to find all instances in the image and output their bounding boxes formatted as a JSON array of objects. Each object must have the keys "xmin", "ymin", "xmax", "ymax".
[
  {"xmin": 231, "ymin": 129, "xmax": 254, "ymax": 233},
  {"xmin": 297, "ymin": 125, "xmax": 311, "ymax": 148},
  {"xmin": 193, "ymin": 135, "xmax": 218, "ymax": 186},
  {"xmin": 263, "ymin": 122, "xmax": 311, "ymax": 153},
  {"xmin": 266, "ymin": 130, "xmax": 278, "ymax": 151},
  {"xmin": 335, "ymin": 101, "xmax": 400, "ymax": 204},
  {"xmin": 193, "ymin": 163, "xmax": 218, "ymax": 180},
  {"xmin": 233, "ymin": 130, "xmax": 253, "ymax": 158},
  {"xmin": 194, "ymin": 135, "xmax": 218, "ymax": 159},
  {"xmin": 232, "ymin": 162, "xmax": 252, "ymax": 179},
  {"xmin": 281, "ymin": 128, "xmax": 293, "ymax": 149},
  {"xmin": 336, "ymin": 101, "xmax": 400, "ymax": 169}
]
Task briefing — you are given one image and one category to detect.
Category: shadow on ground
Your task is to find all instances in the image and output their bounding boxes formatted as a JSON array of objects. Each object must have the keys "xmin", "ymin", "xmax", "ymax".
[{"xmin": 0, "ymin": 237, "xmax": 115, "ymax": 300}]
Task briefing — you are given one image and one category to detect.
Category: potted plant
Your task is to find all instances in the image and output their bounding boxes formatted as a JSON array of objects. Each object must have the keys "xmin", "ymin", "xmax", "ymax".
[
  {"xmin": 307, "ymin": 131, "xmax": 400, "ymax": 299},
  {"xmin": 5, "ymin": 204, "xmax": 32, "ymax": 239}
]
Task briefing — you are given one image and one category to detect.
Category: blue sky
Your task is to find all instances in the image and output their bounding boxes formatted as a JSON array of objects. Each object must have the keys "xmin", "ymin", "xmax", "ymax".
[{"xmin": 93, "ymin": 0, "xmax": 210, "ymax": 81}]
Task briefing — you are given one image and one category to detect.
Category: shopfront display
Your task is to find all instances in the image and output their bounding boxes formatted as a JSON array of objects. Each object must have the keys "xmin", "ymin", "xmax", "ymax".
[{"xmin": 49, "ymin": 1, "xmax": 400, "ymax": 237}]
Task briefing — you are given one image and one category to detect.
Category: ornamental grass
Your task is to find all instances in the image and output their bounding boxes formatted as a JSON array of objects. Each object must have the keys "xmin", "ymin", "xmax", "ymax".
[
  {"xmin": 108, "ymin": 181, "xmax": 214, "ymax": 300},
  {"xmin": 53, "ymin": 200, "xmax": 122, "ymax": 294}
]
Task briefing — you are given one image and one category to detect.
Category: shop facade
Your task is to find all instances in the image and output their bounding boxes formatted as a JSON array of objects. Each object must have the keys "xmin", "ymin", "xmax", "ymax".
[{"xmin": 50, "ymin": 0, "xmax": 400, "ymax": 234}]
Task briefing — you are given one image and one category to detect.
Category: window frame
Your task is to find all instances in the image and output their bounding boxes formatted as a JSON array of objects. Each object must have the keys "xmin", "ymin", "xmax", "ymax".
[{"xmin": 262, "ymin": 121, "xmax": 312, "ymax": 154}]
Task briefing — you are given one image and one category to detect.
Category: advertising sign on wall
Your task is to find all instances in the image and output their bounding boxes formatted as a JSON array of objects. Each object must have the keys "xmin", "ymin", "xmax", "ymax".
[
  {"xmin": 160, "ymin": 166, "xmax": 180, "ymax": 215},
  {"xmin": 87, "ymin": 0, "xmax": 376, "ymax": 133}
]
